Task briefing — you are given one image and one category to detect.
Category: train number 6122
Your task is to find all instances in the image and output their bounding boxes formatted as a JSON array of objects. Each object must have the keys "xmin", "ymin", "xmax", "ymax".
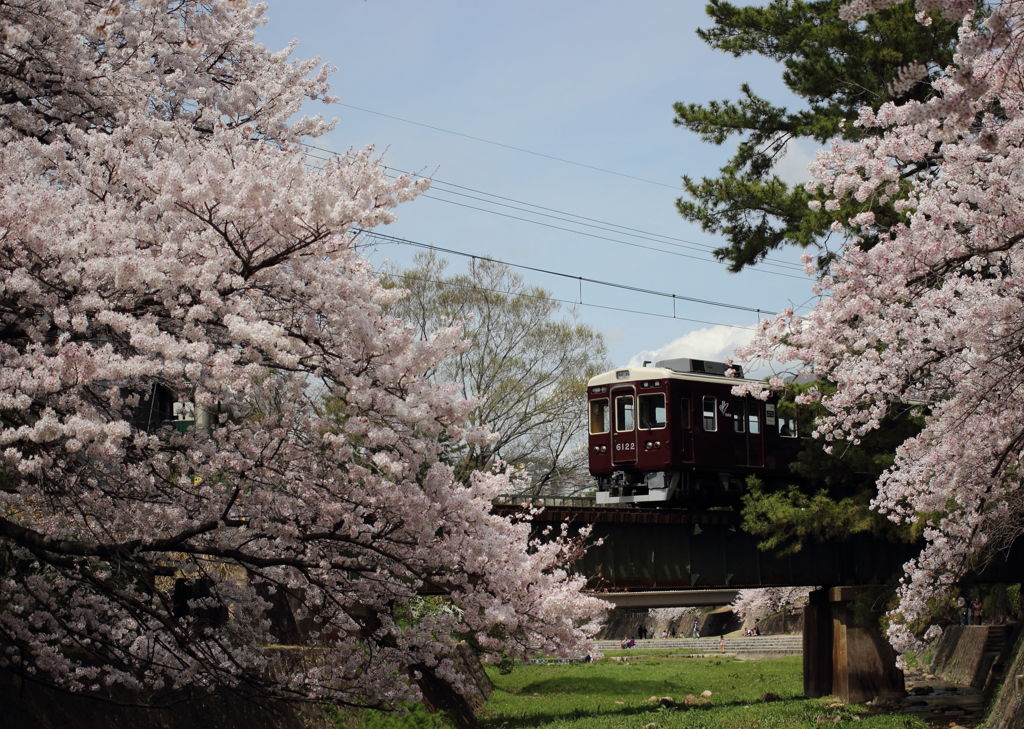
[{"xmin": 615, "ymin": 442, "xmax": 635, "ymax": 451}]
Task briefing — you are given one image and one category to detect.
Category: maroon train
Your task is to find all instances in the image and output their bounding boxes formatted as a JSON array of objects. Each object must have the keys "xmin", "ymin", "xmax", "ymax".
[{"xmin": 587, "ymin": 357, "xmax": 803, "ymax": 506}]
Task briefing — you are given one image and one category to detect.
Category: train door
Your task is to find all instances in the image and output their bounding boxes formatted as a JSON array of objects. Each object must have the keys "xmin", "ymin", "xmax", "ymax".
[
  {"xmin": 729, "ymin": 398, "xmax": 765, "ymax": 467},
  {"xmin": 611, "ymin": 386, "xmax": 638, "ymax": 465},
  {"xmin": 745, "ymin": 399, "xmax": 765, "ymax": 468},
  {"xmin": 678, "ymin": 395, "xmax": 694, "ymax": 462}
]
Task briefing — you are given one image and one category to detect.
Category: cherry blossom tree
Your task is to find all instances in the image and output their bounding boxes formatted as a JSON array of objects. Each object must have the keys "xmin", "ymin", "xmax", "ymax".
[
  {"xmin": 0, "ymin": 0, "xmax": 603, "ymax": 709},
  {"xmin": 737, "ymin": 0, "xmax": 1024, "ymax": 652},
  {"xmin": 731, "ymin": 587, "xmax": 812, "ymax": 628}
]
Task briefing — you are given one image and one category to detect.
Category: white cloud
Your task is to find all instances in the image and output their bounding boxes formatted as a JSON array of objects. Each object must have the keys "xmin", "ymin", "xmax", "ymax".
[
  {"xmin": 628, "ymin": 325, "xmax": 754, "ymax": 369},
  {"xmin": 628, "ymin": 324, "xmax": 793, "ymax": 380}
]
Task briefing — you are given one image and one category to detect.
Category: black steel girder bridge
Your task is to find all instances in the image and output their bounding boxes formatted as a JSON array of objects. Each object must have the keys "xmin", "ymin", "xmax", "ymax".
[
  {"xmin": 492, "ymin": 496, "xmax": 1024, "ymax": 703},
  {"xmin": 492, "ymin": 496, "xmax": 1024, "ymax": 591}
]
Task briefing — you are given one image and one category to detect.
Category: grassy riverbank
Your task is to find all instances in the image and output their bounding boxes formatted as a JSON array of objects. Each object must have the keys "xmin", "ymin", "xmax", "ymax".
[{"xmin": 333, "ymin": 652, "xmax": 930, "ymax": 729}]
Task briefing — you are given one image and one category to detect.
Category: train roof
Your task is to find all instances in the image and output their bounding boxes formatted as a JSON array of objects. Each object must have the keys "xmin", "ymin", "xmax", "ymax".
[{"xmin": 587, "ymin": 358, "xmax": 759, "ymax": 388}]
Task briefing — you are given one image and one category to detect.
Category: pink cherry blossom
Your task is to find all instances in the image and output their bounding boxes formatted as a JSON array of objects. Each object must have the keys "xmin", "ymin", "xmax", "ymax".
[
  {"xmin": 0, "ymin": 0, "xmax": 604, "ymax": 706},
  {"xmin": 740, "ymin": 0, "xmax": 1024, "ymax": 653}
]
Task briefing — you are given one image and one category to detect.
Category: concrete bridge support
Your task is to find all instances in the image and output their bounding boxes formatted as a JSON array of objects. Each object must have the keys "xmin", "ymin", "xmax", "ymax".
[{"xmin": 803, "ymin": 587, "xmax": 905, "ymax": 703}]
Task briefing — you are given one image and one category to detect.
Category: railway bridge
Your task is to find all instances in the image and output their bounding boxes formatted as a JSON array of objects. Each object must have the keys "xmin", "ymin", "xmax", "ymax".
[{"xmin": 493, "ymin": 496, "xmax": 1024, "ymax": 703}]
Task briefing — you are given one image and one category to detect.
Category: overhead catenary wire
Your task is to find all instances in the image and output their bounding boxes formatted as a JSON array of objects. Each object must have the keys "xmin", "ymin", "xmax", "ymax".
[
  {"xmin": 417, "ymin": 194, "xmax": 808, "ymax": 278},
  {"xmin": 389, "ymin": 166, "xmax": 806, "ymax": 274},
  {"xmin": 334, "ymin": 102, "xmax": 679, "ymax": 190},
  {"xmin": 303, "ymin": 140, "xmax": 804, "ymax": 272},
  {"xmin": 298, "ymin": 160, "xmax": 811, "ymax": 322},
  {"xmin": 420, "ymin": 183, "xmax": 805, "ymax": 273},
  {"xmin": 301, "ymin": 157, "xmax": 820, "ymax": 318},
  {"xmin": 356, "ymin": 228, "xmax": 776, "ymax": 318},
  {"xmin": 302, "ymin": 149, "xmax": 807, "ymax": 280},
  {"xmin": 377, "ymin": 266, "xmax": 758, "ymax": 331}
]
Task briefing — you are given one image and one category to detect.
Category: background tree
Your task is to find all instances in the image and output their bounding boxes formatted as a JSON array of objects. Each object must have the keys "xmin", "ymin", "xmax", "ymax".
[
  {"xmin": 385, "ymin": 253, "xmax": 608, "ymax": 497},
  {"xmin": 674, "ymin": 0, "xmax": 966, "ymax": 270},
  {"xmin": 738, "ymin": 0, "xmax": 1024, "ymax": 653},
  {"xmin": 0, "ymin": 0, "xmax": 604, "ymax": 711}
]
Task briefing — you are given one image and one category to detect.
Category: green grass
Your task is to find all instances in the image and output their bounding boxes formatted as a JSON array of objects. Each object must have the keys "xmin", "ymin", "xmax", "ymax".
[
  {"xmin": 332, "ymin": 654, "xmax": 929, "ymax": 729},
  {"xmin": 481, "ymin": 654, "xmax": 927, "ymax": 729}
]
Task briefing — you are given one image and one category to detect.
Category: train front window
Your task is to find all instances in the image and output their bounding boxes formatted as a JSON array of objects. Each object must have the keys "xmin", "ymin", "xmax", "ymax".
[
  {"xmin": 615, "ymin": 395, "xmax": 635, "ymax": 432},
  {"xmin": 748, "ymin": 406, "xmax": 761, "ymax": 435},
  {"xmin": 638, "ymin": 394, "xmax": 666, "ymax": 429},
  {"xmin": 589, "ymin": 399, "xmax": 610, "ymax": 434},
  {"xmin": 779, "ymin": 417, "xmax": 798, "ymax": 438},
  {"xmin": 702, "ymin": 396, "xmax": 717, "ymax": 432}
]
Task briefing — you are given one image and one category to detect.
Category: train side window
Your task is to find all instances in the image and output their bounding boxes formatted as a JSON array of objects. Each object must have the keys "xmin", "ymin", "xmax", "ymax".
[
  {"xmin": 589, "ymin": 399, "xmax": 609, "ymax": 434},
  {"xmin": 638, "ymin": 394, "xmax": 666, "ymax": 429},
  {"xmin": 778, "ymin": 417, "xmax": 798, "ymax": 438},
  {"xmin": 702, "ymin": 396, "xmax": 717, "ymax": 432},
  {"xmin": 615, "ymin": 395, "xmax": 635, "ymax": 432},
  {"xmin": 680, "ymin": 398, "xmax": 691, "ymax": 429},
  {"xmin": 732, "ymin": 398, "xmax": 745, "ymax": 433},
  {"xmin": 748, "ymin": 404, "xmax": 761, "ymax": 435}
]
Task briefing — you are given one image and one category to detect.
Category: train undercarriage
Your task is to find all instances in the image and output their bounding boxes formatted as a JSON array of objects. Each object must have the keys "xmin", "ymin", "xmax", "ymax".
[{"xmin": 595, "ymin": 468, "xmax": 748, "ymax": 507}]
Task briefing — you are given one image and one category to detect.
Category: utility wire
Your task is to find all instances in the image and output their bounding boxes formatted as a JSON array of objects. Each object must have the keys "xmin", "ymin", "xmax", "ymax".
[
  {"xmin": 303, "ymin": 141, "xmax": 728, "ymax": 256},
  {"xmin": 303, "ymin": 149, "xmax": 806, "ymax": 280},
  {"xmin": 419, "ymin": 185, "xmax": 803, "ymax": 271},
  {"xmin": 418, "ymin": 193, "xmax": 807, "ymax": 279},
  {"xmin": 356, "ymin": 228, "xmax": 775, "ymax": 317},
  {"xmin": 381, "ymin": 160, "xmax": 805, "ymax": 273},
  {"xmin": 303, "ymin": 142, "xmax": 804, "ymax": 270},
  {"xmin": 334, "ymin": 102, "xmax": 678, "ymax": 190},
  {"xmin": 299, "ymin": 158, "xmax": 813, "ymax": 323}
]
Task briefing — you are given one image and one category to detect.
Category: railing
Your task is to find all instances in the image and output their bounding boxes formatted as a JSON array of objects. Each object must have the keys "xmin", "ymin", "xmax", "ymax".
[{"xmin": 492, "ymin": 494, "xmax": 599, "ymax": 509}]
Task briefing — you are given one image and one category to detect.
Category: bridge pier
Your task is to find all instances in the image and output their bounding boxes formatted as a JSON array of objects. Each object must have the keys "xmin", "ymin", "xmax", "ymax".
[{"xmin": 803, "ymin": 587, "xmax": 905, "ymax": 703}]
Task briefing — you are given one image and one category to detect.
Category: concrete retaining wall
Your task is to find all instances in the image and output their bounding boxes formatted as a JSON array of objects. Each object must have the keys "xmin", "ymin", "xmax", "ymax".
[
  {"xmin": 985, "ymin": 633, "xmax": 1024, "ymax": 729},
  {"xmin": 928, "ymin": 623, "xmax": 1024, "ymax": 729},
  {"xmin": 931, "ymin": 625, "xmax": 994, "ymax": 687}
]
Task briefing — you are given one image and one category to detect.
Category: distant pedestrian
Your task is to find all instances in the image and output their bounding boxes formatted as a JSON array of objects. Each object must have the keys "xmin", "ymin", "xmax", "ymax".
[
  {"xmin": 972, "ymin": 598, "xmax": 983, "ymax": 625},
  {"xmin": 692, "ymin": 619, "xmax": 700, "ymax": 639},
  {"xmin": 719, "ymin": 635, "xmax": 725, "ymax": 653}
]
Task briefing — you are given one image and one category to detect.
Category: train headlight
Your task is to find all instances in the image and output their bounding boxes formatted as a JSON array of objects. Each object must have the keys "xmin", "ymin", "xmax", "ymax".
[{"xmin": 615, "ymin": 369, "xmax": 630, "ymax": 380}]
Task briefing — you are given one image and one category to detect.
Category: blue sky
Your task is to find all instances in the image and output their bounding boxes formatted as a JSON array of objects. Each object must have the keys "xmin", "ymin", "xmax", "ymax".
[{"xmin": 257, "ymin": 1, "xmax": 821, "ymax": 374}]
